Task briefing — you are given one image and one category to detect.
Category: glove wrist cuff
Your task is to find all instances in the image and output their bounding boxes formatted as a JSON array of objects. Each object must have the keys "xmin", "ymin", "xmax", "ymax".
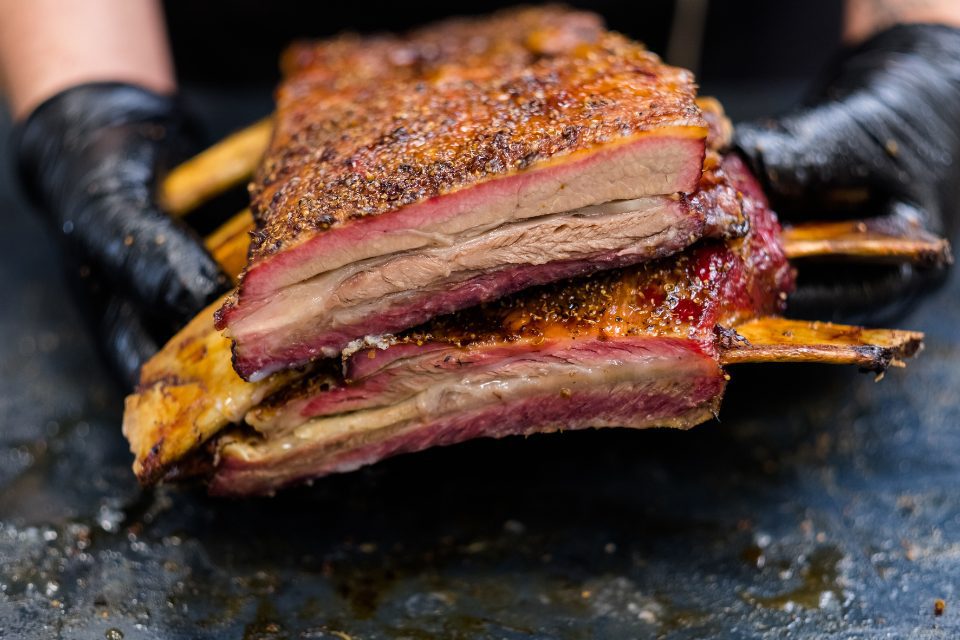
[
  {"xmin": 856, "ymin": 22, "xmax": 960, "ymax": 56},
  {"xmin": 21, "ymin": 82, "xmax": 180, "ymax": 134},
  {"xmin": 13, "ymin": 83, "xmax": 195, "ymax": 211}
]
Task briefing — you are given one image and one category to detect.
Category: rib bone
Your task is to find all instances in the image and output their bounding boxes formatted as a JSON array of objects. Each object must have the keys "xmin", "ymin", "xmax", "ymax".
[
  {"xmin": 719, "ymin": 316, "xmax": 923, "ymax": 371},
  {"xmin": 160, "ymin": 118, "xmax": 273, "ymax": 217},
  {"xmin": 782, "ymin": 217, "xmax": 952, "ymax": 266}
]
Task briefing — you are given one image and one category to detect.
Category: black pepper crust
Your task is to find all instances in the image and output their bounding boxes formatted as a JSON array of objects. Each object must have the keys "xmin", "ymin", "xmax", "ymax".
[{"xmin": 248, "ymin": 6, "xmax": 705, "ymax": 261}]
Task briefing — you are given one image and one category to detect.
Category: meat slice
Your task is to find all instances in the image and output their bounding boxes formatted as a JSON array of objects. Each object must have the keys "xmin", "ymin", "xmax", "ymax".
[
  {"xmin": 218, "ymin": 341, "xmax": 727, "ymax": 495},
  {"xmin": 207, "ymin": 156, "xmax": 794, "ymax": 495},
  {"xmin": 217, "ymin": 7, "xmax": 712, "ymax": 381},
  {"xmin": 123, "ymin": 145, "xmax": 743, "ymax": 485}
]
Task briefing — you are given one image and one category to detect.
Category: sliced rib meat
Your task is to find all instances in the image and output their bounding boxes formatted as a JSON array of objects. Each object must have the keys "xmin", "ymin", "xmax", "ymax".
[
  {"xmin": 218, "ymin": 341, "xmax": 727, "ymax": 495},
  {"xmin": 123, "ymin": 145, "xmax": 743, "ymax": 485},
  {"xmin": 208, "ymin": 155, "xmax": 794, "ymax": 495},
  {"xmin": 217, "ymin": 7, "xmax": 714, "ymax": 380}
]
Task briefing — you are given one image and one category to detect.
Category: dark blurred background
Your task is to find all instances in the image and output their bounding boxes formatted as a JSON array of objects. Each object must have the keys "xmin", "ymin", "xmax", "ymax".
[{"xmin": 165, "ymin": 0, "xmax": 844, "ymax": 138}]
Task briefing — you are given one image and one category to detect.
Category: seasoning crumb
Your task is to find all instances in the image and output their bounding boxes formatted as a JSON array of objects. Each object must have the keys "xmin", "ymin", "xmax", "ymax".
[
  {"xmin": 902, "ymin": 539, "xmax": 918, "ymax": 561},
  {"xmin": 934, "ymin": 598, "xmax": 946, "ymax": 616}
]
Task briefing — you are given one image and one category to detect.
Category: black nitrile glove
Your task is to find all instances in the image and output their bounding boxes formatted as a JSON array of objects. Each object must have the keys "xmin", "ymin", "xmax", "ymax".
[
  {"xmin": 15, "ymin": 83, "xmax": 230, "ymax": 387},
  {"xmin": 735, "ymin": 24, "xmax": 960, "ymax": 323}
]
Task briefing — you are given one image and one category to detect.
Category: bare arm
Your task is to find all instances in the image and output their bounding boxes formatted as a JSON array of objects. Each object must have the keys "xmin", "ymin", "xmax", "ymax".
[
  {"xmin": 0, "ymin": 0, "xmax": 174, "ymax": 119},
  {"xmin": 846, "ymin": 0, "xmax": 960, "ymax": 42}
]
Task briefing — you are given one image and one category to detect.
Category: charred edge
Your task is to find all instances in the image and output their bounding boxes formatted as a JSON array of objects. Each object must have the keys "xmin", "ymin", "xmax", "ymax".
[
  {"xmin": 136, "ymin": 374, "xmax": 188, "ymax": 394},
  {"xmin": 213, "ymin": 299, "xmax": 230, "ymax": 331},
  {"xmin": 161, "ymin": 443, "xmax": 218, "ymax": 484},
  {"xmin": 899, "ymin": 336, "xmax": 924, "ymax": 359},
  {"xmin": 228, "ymin": 340, "xmax": 250, "ymax": 382},
  {"xmin": 864, "ymin": 218, "xmax": 954, "ymax": 267},
  {"xmin": 702, "ymin": 186, "xmax": 749, "ymax": 241},
  {"xmin": 855, "ymin": 345, "xmax": 894, "ymax": 374},
  {"xmin": 137, "ymin": 438, "xmax": 168, "ymax": 486},
  {"xmin": 718, "ymin": 212, "xmax": 751, "ymax": 241},
  {"xmin": 918, "ymin": 241, "xmax": 954, "ymax": 269},
  {"xmin": 713, "ymin": 324, "xmax": 750, "ymax": 349},
  {"xmin": 854, "ymin": 335, "xmax": 924, "ymax": 373},
  {"xmin": 719, "ymin": 334, "xmax": 923, "ymax": 372}
]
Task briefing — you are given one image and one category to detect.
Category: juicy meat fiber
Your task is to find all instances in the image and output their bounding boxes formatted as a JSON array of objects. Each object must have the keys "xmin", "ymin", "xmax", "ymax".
[
  {"xmin": 215, "ymin": 343, "xmax": 727, "ymax": 496},
  {"xmin": 217, "ymin": 6, "xmax": 712, "ymax": 381},
  {"xmin": 208, "ymin": 155, "xmax": 794, "ymax": 495}
]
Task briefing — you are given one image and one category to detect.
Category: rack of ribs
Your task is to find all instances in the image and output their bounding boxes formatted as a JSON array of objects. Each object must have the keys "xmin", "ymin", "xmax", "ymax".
[
  {"xmin": 122, "ymin": 6, "xmax": 945, "ymax": 496},
  {"xmin": 127, "ymin": 153, "xmax": 925, "ymax": 495}
]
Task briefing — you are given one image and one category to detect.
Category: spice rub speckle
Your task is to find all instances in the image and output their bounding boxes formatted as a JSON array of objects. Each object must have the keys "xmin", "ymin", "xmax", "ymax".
[{"xmin": 249, "ymin": 6, "xmax": 704, "ymax": 261}]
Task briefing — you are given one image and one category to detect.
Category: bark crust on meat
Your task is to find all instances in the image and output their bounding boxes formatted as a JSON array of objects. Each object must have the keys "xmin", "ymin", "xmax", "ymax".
[{"xmin": 218, "ymin": 6, "xmax": 713, "ymax": 381}]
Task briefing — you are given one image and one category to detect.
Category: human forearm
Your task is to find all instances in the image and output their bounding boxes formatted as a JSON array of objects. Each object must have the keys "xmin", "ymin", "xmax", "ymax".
[
  {"xmin": 0, "ymin": 0, "xmax": 174, "ymax": 119},
  {"xmin": 7, "ymin": 1, "xmax": 225, "ymax": 386},
  {"xmin": 845, "ymin": 0, "xmax": 960, "ymax": 42}
]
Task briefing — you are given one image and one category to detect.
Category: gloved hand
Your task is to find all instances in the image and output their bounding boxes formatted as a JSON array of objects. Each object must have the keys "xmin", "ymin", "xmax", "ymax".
[
  {"xmin": 15, "ymin": 82, "xmax": 230, "ymax": 387},
  {"xmin": 734, "ymin": 24, "xmax": 960, "ymax": 323}
]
